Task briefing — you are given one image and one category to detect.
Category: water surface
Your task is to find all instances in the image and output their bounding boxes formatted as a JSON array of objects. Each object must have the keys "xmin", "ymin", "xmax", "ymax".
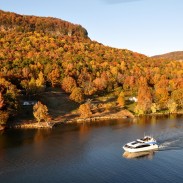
[{"xmin": 0, "ymin": 115, "xmax": 183, "ymax": 183}]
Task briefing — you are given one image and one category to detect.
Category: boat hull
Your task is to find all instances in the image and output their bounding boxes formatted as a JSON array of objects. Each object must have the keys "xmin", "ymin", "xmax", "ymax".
[{"xmin": 123, "ymin": 144, "xmax": 158, "ymax": 153}]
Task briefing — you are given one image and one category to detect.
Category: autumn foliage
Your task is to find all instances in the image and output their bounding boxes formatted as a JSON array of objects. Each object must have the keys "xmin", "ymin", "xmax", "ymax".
[
  {"xmin": 62, "ymin": 77, "xmax": 77, "ymax": 93},
  {"xmin": 78, "ymin": 103, "xmax": 92, "ymax": 118},
  {"xmin": 69, "ymin": 87, "xmax": 84, "ymax": 103},
  {"xmin": 0, "ymin": 10, "xmax": 88, "ymax": 38},
  {"xmin": 117, "ymin": 91, "xmax": 125, "ymax": 107},
  {"xmin": 0, "ymin": 10, "xmax": 182, "ymax": 122},
  {"xmin": 33, "ymin": 101, "xmax": 49, "ymax": 123}
]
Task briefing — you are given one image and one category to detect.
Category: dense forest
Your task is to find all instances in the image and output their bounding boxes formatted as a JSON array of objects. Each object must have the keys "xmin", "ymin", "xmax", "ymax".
[
  {"xmin": 153, "ymin": 51, "xmax": 183, "ymax": 61},
  {"xmin": 0, "ymin": 10, "xmax": 183, "ymax": 127},
  {"xmin": 0, "ymin": 10, "xmax": 88, "ymax": 38}
]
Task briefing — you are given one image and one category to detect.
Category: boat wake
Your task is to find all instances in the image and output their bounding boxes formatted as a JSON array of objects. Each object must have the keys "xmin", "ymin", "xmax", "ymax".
[{"xmin": 155, "ymin": 129, "xmax": 183, "ymax": 151}]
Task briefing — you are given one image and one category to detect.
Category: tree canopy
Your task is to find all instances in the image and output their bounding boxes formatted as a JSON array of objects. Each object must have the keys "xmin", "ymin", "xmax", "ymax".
[{"xmin": 0, "ymin": 10, "xmax": 183, "ymax": 123}]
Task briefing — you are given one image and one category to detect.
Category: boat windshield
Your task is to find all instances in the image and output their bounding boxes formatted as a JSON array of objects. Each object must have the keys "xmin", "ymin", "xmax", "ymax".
[{"xmin": 142, "ymin": 136, "xmax": 153, "ymax": 141}]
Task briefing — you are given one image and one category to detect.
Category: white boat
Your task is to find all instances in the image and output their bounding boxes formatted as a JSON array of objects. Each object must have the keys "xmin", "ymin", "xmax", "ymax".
[{"xmin": 123, "ymin": 136, "xmax": 158, "ymax": 153}]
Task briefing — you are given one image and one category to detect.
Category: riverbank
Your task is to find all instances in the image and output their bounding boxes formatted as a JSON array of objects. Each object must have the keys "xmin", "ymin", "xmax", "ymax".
[
  {"xmin": 7, "ymin": 108, "xmax": 134, "ymax": 129},
  {"xmin": 5, "ymin": 109, "xmax": 183, "ymax": 130},
  {"xmin": 73, "ymin": 109, "xmax": 135, "ymax": 123},
  {"xmin": 3, "ymin": 88, "xmax": 183, "ymax": 130}
]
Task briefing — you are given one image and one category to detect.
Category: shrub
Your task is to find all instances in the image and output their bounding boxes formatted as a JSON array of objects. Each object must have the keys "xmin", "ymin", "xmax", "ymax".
[{"xmin": 78, "ymin": 103, "xmax": 92, "ymax": 118}]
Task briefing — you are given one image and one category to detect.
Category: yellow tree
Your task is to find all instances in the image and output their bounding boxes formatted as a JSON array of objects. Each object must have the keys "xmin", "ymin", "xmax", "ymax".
[
  {"xmin": 171, "ymin": 88, "xmax": 183, "ymax": 108},
  {"xmin": 33, "ymin": 101, "xmax": 49, "ymax": 123},
  {"xmin": 167, "ymin": 99, "xmax": 178, "ymax": 113},
  {"xmin": 117, "ymin": 91, "xmax": 125, "ymax": 107},
  {"xmin": 36, "ymin": 71, "xmax": 45, "ymax": 92},
  {"xmin": 47, "ymin": 67, "xmax": 60, "ymax": 87},
  {"xmin": 154, "ymin": 76, "xmax": 169, "ymax": 109},
  {"xmin": 28, "ymin": 77, "xmax": 37, "ymax": 94},
  {"xmin": 69, "ymin": 87, "xmax": 84, "ymax": 103},
  {"xmin": 78, "ymin": 103, "xmax": 92, "ymax": 118},
  {"xmin": 155, "ymin": 87, "xmax": 169, "ymax": 109},
  {"xmin": 151, "ymin": 103, "xmax": 160, "ymax": 114}
]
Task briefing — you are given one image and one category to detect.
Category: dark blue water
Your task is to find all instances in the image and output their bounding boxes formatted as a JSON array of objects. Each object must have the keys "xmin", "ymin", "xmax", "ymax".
[{"xmin": 0, "ymin": 115, "xmax": 183, "ymax": 183}]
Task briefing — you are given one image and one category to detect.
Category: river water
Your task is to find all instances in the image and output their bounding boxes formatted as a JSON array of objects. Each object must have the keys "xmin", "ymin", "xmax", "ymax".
[{"xmin": 0, "ymin": 115, "xmax": 183, "ymax": 183}]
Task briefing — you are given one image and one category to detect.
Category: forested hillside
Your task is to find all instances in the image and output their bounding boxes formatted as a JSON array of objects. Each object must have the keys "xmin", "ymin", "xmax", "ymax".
[
  {"xmin": 0, "ymin": 10, "xmax": 183, "ymax": 126},
  {"xmin": 153, "ymin": 51, "xmax": 183, "ymax": 61},
  {"xmin": 0, "ymin": 10, "xmax": 88, "ymax": 38}
]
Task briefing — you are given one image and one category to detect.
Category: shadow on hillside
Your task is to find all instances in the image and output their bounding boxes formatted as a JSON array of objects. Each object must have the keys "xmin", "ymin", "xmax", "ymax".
[
  {"xmin": 40, "ymin": 88, "xmax": 79, "ymax": 119},
  {"xmin": 13, "ymin": 88, "xmax": 79, "ymax": 124}
]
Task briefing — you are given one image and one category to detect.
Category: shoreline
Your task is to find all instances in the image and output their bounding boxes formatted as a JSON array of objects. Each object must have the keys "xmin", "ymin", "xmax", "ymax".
[
  {"xmin": 7, "ymin": 109, "xmax": 135, "ymax": 129},
  {"xmin": 5, "ymin": 110, "xmax": 183, "ymax": 130},
  {"xmin": 2, "ymin": 87, "xmax": 181, "ymax": 131}
]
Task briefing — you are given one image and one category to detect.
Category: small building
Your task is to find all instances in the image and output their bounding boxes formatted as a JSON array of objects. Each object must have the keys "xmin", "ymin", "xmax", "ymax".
[
  {"xmin": 22, "ymin": 101, "xmax": 37, "ymax": 106},
  {"xmin": 129, "ymin": 97, "xmax": 138, "ymax": 102}
]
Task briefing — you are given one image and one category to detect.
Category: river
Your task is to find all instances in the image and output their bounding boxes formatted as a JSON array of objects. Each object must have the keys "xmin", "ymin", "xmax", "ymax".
[{"xmin": 0, "ymin": 115, "xmax": 183, "ymax": 183}]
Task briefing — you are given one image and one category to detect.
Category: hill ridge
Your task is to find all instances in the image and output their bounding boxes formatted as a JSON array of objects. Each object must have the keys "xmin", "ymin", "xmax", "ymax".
[
  {"xmin": 0, "ymin": 9, "xmax": 88, "ymax": 38},
  {"xmin": 152, "ymin": 51, "xmax": 183, "ymax": 61}
]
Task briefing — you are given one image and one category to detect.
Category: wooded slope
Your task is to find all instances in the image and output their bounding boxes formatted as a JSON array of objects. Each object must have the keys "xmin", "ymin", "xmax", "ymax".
[{"xmin": 0, "ymin": 10, "xmax": 183, "ymax": 125}]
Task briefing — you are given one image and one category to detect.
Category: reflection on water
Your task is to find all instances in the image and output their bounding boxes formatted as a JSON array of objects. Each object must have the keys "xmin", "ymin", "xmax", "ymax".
[
  {"xmin": 0, "ymin": 115, "xmax": 183, "ymax": 183},
  {"xmin": 123, "ymin": 151, "xmax": 155, "ymax": 160}
]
